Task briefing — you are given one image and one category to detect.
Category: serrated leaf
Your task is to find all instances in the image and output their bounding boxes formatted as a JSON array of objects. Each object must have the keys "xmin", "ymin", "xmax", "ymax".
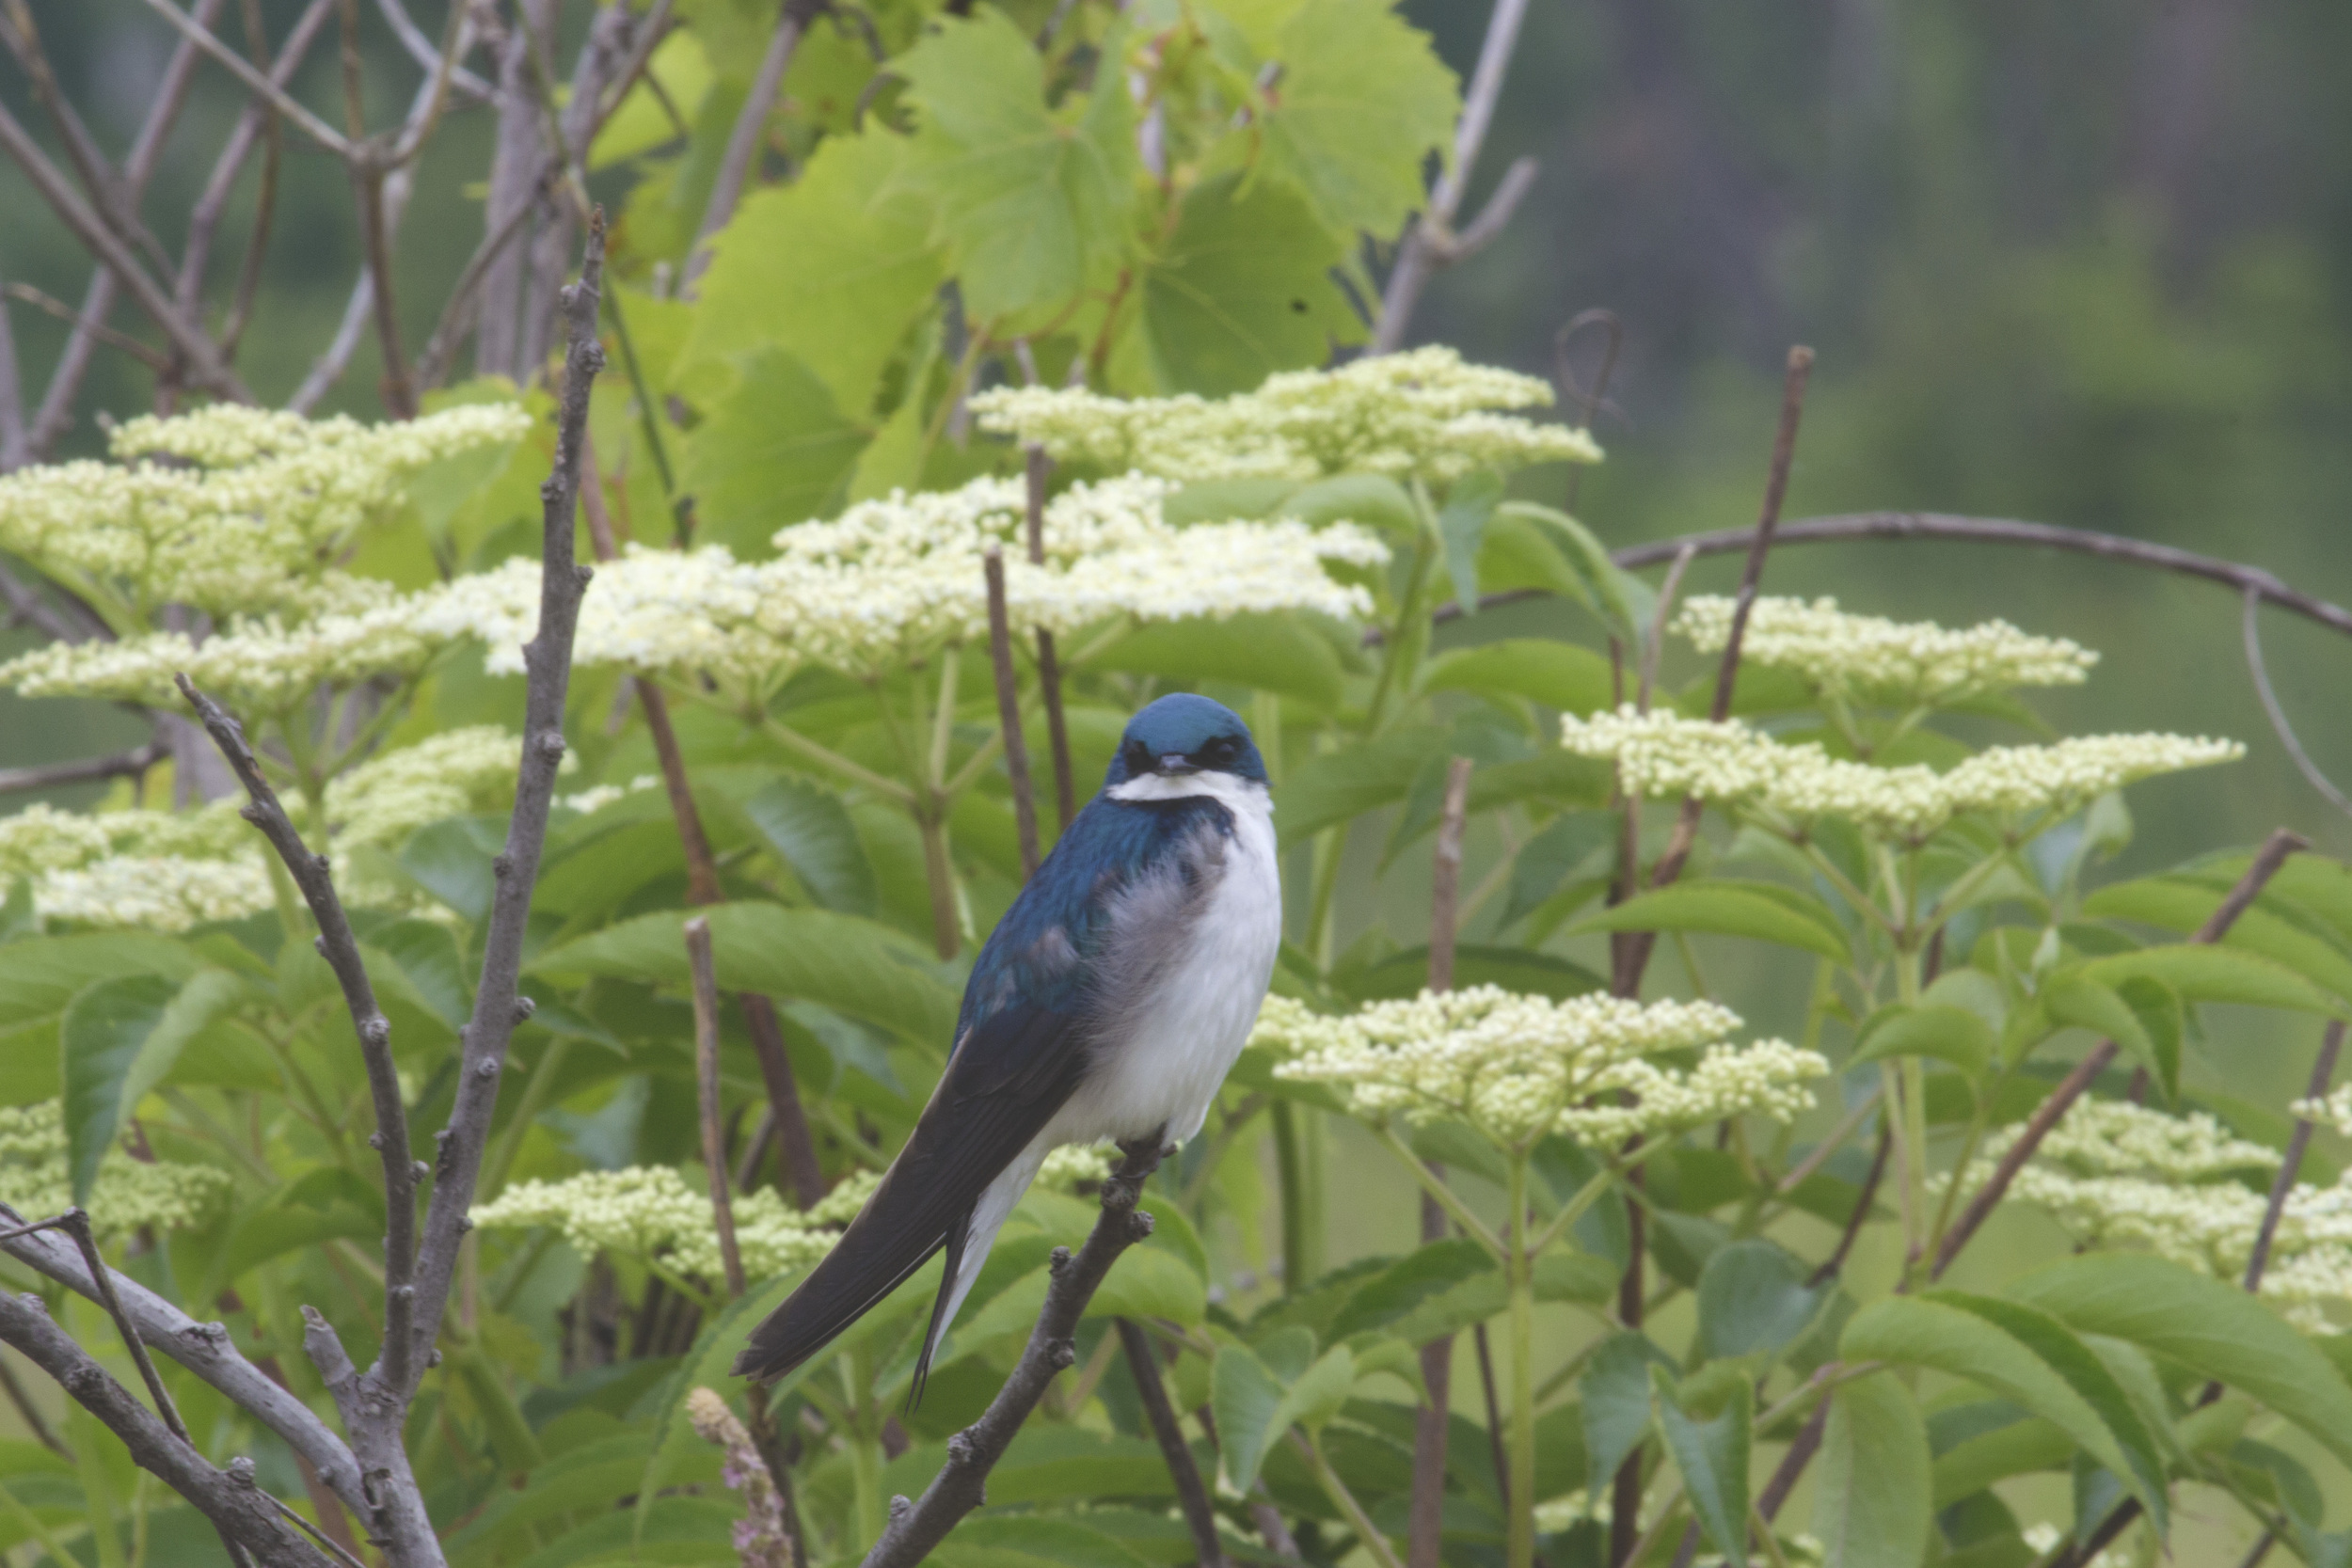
[
  {"xmin": 685, "ymin": 131, "xmax": 944, "ymax": 418},
  {"xmin": 0, "ymin": 933, "xmax": 201, "ymax": 1028},
  {"xmin": 1252, "ymin": 0, "xmax": 1460, "ymax": 236},
  {"xmin": 892, "ymin": 9, "xmax": 1137, "ymax": 323},
  {"xmin": 1651, "ymin": 1364, "xmax": 1751, "ymax": 1567},
  {"xmin": 2003, "ymin": 1251, "xmax": 2352, "ymax": 1476},
  {"xmin": 1571, "ymin": 879, "xmax": 1850, "ymax": 961},
  {"xmin": 1436, "ymin": 469, "xmax": 1502, "ymax": 613},
  {"xmin": 680, "ymin": 347, "xmax": 867, "ymax": 552},
  {"xmin": 61, "ymin": 971, "xmax": 243, "ymax": 1204},
  {"xmin": 1581, "ymin": 1332, "xmax": 1675, "ymax": 1498},
  {"xmin": 742, "ymin": 779, "xmax": 878, "ymax": 916},
  {"xmin": 2041, "ymin": 975, "xmax": 2157, "ymax": 1081},
  {"xmin": 1850, "ymin": 1004, "xmax": 1994, "ymax": 1076},
  {"xmin": 1815, "ymin": 1370, "xmax": 1931, "ymax": 1568},
  {"xmin": 1694, "ymin": 1241, "xmax": 1831, "ymax": 1369},
  {"xmin": 1931, "ymin": 1416, "xmax": 2072, "ymax": 1509},
  {"xmin": 1213, "ymin": 1341, "xmax": 1286, "ymax": 1492},
  {"xmin": 2079, "ymin": 943, "xmax": 2341, "ymax": 1016}
]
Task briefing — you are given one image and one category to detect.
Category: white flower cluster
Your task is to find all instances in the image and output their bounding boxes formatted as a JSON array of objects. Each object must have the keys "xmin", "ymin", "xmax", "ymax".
[
  {"xmin": 1671, "ymin": 595, "xmax": 2097, "ymax": 705},
  {"xmin": 1561, "ymin": 705, "xmax": 2242, "ymax": 842},
  {"xmin": 0, "ymin": 404, "xmax": 528, "ymax": 620},
  {"xmin": 470, "ymin": 1165, "xmax": 883, "ymax": 1286},
  {"xmin": 2021, "ymin": 1526, "xmax": 2121, "ymax": 1568},
  {"xmin": 558, "ymin": 774, "xmax": 661, "ymax": 816},
  {"xmin": 972, "ymin": 347, "xmax": 1602, "ymax": 485},
  {"xmin": 1253, "ymin": 989, "xmax": 1825, "ymax": 1151},
  {"xmin": 1038, "ymin": 1142, "xmax": 1115, "ymax": 1190},
  {"xmin": 1943, "ymin": 1099, "xmax": 2352, "ymax": 1333},
  {"xmin": 0, "ymin": 800, "xmax": 269, "ymax": 931},
  {"xmin": 436, "ymin": 474, "xmax": 1388, "ymax": 689},
  {"xmin": 0, "ymin": 1101, "xmax": 230, "ymax": 1239},
  {"xmin": 323, "ymin": 725, "xmax": 523, "ymax": 850},
  {"xmin": 2292, "ymin": 1084, "xmax": 2352, "ymax": 1139}
]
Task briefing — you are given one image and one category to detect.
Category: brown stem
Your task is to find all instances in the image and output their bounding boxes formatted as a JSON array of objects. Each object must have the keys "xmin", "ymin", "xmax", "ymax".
[
  {"xmin": 684, "ymin": 0, "xmax": 815, "ymax": 293},
  {"xmin": 858, "ymin": 1138, "xmax": 1167, "ymax": 1568},
  {"xmin": 1755, "ymin": 1398, "xmax": 1829, "ymax": 1522},
  {"xmin": 1118, "ymin": 1319, "xmax": 1226, "ymax": 1568},
  {"xmin": 2246, "ymin": 1019, "xmax": 2344, "ymax": 1292},
  {"xmin": 1807, "ymin": 1123, "xmax": 1890, "ymax": 1289},
  {"xmin": 985, "ymin": 546, "xmax": 1042, "ymax": 878},
  {"xmin": 0, "ymin": 740, "xmax": 164, "ymax": 796},
  {"xmin": 1931, "ymin": 827, "xmax": 2304, "ymax": 1280},
  {"xmin": 686, "ymin": 917, "xmax": 748, "ymax": 1297}
]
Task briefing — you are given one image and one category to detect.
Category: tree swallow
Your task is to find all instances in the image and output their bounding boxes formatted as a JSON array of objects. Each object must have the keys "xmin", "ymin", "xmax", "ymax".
[{"xmin": 735, "ymin": 693, "xmax": 1281, "ymax": 1387}]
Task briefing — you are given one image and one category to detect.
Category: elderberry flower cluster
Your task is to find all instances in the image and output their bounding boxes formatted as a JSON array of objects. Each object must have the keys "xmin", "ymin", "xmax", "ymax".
[
  {"xmin": 1252, "ymin": 989, "xmax": 1825, "ymax": 1151},
  {"xmin": 971, "ymin": 347, "xmax": 1601, "ymax": 486},
  {"xmin": 323, "ymin": 725, "xmax": 524, "ymax": 850},
  {"xmin": 1938, "ymin": 1099, "xmax": 2352, "ymax": 1333},
  {"xmin": 0, "ymin": 1101, "xmax": 230, "ymax": 1239},
  {"xmin": 470, "ymin": 1166, "xmax": 885, "ymax": 1286},
  {"xmin": 1671, "ymin": 596, "xmax": 2097, "ymax": 705},
  {"xmin": 2293, "ymin": 1085, "xmax": 2352, "ymax": 1139},
  {"xmin": 1561, "ymin": 706, "xmax": 2241, "ymax": 842},
  {"xmin": 0, "ymin": 403, "xmax": 528, "ymax": 622}
]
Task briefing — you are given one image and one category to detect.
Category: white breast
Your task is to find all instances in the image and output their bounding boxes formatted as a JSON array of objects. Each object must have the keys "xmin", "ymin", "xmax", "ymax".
[{"xmin": 1047, "ymin": 771, "xmax": 1281, "ymax": 1148}]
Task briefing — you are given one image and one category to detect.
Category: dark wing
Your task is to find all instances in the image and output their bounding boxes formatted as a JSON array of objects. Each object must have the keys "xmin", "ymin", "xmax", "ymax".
[{"xmin": 729, "ymin": 996, "xmax": 1088, "ymax": 1385}]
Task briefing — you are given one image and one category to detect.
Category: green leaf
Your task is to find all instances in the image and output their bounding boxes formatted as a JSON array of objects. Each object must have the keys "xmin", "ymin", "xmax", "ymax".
[
  {"xmin": 2003, "ymin": 1251, "xmax": 2352, "ymax": 1476},
  {"xmin": 1581, "ymin": 1332, "xmax": 1675, "ymax": 1498},
  {"xmin": 60, "ymin": 971, "xmax": 243, "ymax": 1204},
  {"xmin": 631, "ymin": 1271, "xmax": 806, "ymax": 1545},
  {"xmin": 741, "ymin": 779, "xmax": 878, "ymax": 916},
  {"xmin": 1089, "ymin": 611, "xmax": 1344, "ymax": 709},
  {"xmin": 2086, "ymin": 874, "xmax": 2352, "ymax": 1007},
  {"xmin": 1343, "ymin": 944, "xmax": 1604, "ymax": 1003},
  {"xmin": 1251, "ymin": 0, "xmax": 1460, "ymax": 236},
  {"xmin": 1272, "ymin": 1344, "xmax": 1356, "ymax": 1436},
  {"xmin": 2079, "ymin": 943, "xmax": 2342, "ymax": 1017},
  {"xmin": 2115, "ymin": 976, "xmax": 2184, "ymax": 1103},
  {"xmin": 530, "ymin": 902, "xmax": 956, "ymax": 1046},
  {"xmin": 892, "ymin": 8, "xmax": 1137, "ymax": 323},
  {"xmin": 1651, "ymin": 1364, "xmax": 1752, "ymax": 1567},
  {"xmin": 1839, "ymin": 1296, "xmax": 2157, "ymax": 1532},
  {"xmin": 1694, "ymin": 1241, "xmax": 1831, "ymax": 1369},
  {"xmin": 932, "ymin": 1514, "xmax": 1158, "ymax": 1568},
  {"xmin": 0, "ymin": 933, "xmax": 199, "ymax": 1027},
  {"xmin": 1850, "ymin": 1004, "xmax": 1994, "ymax": 1076},
  {"xmin": 1326, "ymin": 1237, "xmax": 1613, "ymax": 1345},
  {"xmin": 1422, "ymin": 640, "xmax": 1617, "ymax": 717},
  {"xmin": 1814, "ymin": 1370, "xmax": 1932, "ymax": 1568},
  {"xmin": 1213, "ymin": 1340, "xmax": 1287, "ymax": 1492},
  {"xmin": 1436, "ymin": 470, "xmax": 1503, "ymax": 613},
  {"xmin": 681, "ymin": 346, "xmax": 867, "ymax": 552},
  {"xmin": 1279, "ymin": 473, "xmax": 1419, "ymax": 537},
  {"xmin": 1927, "ymin": 1291, "xmax": 2168, "ymax": 1536},
  {"xmin": 683, "ymin": 131, "xmax": 944, "ymax": 418},
  {"xmin": 1571, "ymin": 880, "xmax": 1850, "ymax": 961},
  {"xmin": 1490, "ymin": 501, "xmax": 1651, "ymax": 639},
  {"xmin": 2041, "ymin": 975, "xmax": 2157, "ymax": 1081},
  {"xmin": 1274, "ymin": 726, "xmax": 1442, "ymax": 844},
  {"xmin": 1111, "ymin": 171, "xmax": 1357, "ymax": 395}
]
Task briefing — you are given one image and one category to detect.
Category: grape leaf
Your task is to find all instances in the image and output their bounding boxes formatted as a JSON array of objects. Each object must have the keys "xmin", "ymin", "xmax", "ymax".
[
  {"xmin": 1248, "ymin": 0, "xmax": 1460, "ymax": 237},
  {"xmin": 679, "ymin": 347, "xmax": 868, "ymax": 551}
]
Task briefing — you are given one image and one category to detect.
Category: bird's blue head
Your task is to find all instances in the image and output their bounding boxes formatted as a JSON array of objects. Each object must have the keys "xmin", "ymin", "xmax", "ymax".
[{"xmin": 1105, "ymin": 694, "xmax": 1267, "ymax": 788}]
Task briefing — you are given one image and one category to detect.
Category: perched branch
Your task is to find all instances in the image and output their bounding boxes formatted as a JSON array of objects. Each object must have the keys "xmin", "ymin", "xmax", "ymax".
[
  {"xmin": 2242, "ymin": 585, "xmax": 2352, "ymax": 818},
  {"xmin": 685, "ymin": 0, "xmax": 817, "ymax": 293},
  {"xmin": 0, "ymin": 1204, "xmax": 366, "ymax": 1515},
  {"xmin": 686, "ymin": 917, "xmax": 749, "ymax": 1296},
  {"xmin": 984, "ymin": 545, "xmax": 1042, "ymax": 878},
  {"xmin": 0, "ymin": 1291, "xmax": 334, "ymax": 1568},
  {"xmin": 1931, "ymin": 828, "xmax": 2306, "ymax": 1280},
  {"xmin": 1372, "ymin": 0, "xmax": 1533, "ymax": 352},
  {"xmin": 1117, "ymin": 1319, "xmax": 1225, "ymax": 1568},
  {"xmin": 177, "ymin": 674, "xmax": 420, "ymax": 1386},
  {"xmin": 0, "ymin": 741, "xmax": 164, "ymax": 796},
  {"xmin": 859, "ymin": 1138, "xmax": 1167, "ymax": 1568},
  {"xmin": 407, "ymin": 212, "xmax": 606, "ymax": 1375}
]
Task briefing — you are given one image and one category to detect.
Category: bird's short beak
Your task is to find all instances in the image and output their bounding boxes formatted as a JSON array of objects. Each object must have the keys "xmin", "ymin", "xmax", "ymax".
[{"xmin": 1157, "ymin": 752, "xmax": 1198, "ymax": 775}]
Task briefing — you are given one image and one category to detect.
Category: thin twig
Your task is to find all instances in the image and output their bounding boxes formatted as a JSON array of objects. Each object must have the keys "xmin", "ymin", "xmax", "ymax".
[
  {"xmin": 1776, "ymin": 1086, "xmax": 1883, "ymax": 1196},
  {"xmin": 1636, "ymin": 542, "xmax": 1698, "ymax": 711},
  {"xmin": 1118, "ymin": 1319, "xmax": 1226, "ymax": 1568},
  {"xmin": 0, "ymin": 1291, "xmax": 332, "ymax": 1566},
  {"xmin": 1026, "ymin": 446, "xmax": 1076, "ymax": 827},
  {"xmin": 1806, "ymin": 1123, "xmax": 1890, "ymax": 1289},
  {"xmin": 685, "ymin": 0, "xmax": 815, "ymax": 293},
  {"xmin": 406, "ymin": 212, "xmax": 605, "ymax": 1381},
  {"xmin": 372, "ymin": 0, "xmax": 494, "ymax": 99},
  {"xmin": 859, "ymin": 1138, "xmax": 1167, "ymax": 1568},
  {"xmin": 2242, "ymin": 584, "xmax": 2352, "ymax": 817},
  {"xmin": 2, "ymin": 282, "xmax": 171, "ymax": 371},
  {"xmin": 686, "ymin": 917, "xmax": 748, "ymax": 1296},
  {"xmin": 1555, "ymin": 310, "xmax": 1621, "ymax": 515},
  {"xmin": 0, "ymin": 283, "xmax": 24, "ymax": 471},
  {"xmin": 1756, "ymin": 1398, "xmax": 1829, "ymax": 1523},
  {"xmin": 1931, "ymin": 828, "xmax": 2306, "ymax": 1280},
  {"xmin": 134, "ymin": 0, "xmax": 353, "ymax": 154},
  {"xmin": 1372, "ymin": 0, "xmax": 1533, "ymax": 352},
  {"xmin": 2246, "ymin": 1019, "xmax": 2344, "ymax": 1291},
  {"xmin": 0, "ymin": 741, "xmax": 164, "ymax": 796},
  {"xmin": 985, "ymin": 545, "xmax": 1041, "ymax": 878},
  {"xmin": 413, "ymin": 167, "xmax": 548, "ymax": 388}
]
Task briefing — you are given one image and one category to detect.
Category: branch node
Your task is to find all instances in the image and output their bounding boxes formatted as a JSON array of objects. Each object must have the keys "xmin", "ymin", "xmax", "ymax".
[
  {"xmin": 512, "ymin": 995, "xmax": 535, "ymax": 1022},
  {"xmin": 228, "ymin": 1456, "xmax": 258, "ymax": 1487},
  {"xmin": 1048, "ymin": 1245, "xmax": 1073, "ymax": 1277}
]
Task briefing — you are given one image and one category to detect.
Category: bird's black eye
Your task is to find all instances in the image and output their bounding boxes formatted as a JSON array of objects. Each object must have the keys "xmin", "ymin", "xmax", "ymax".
[
  {"xmin": 1122, "ymin": 740, "xmax": 1152, "ymax": 776},
  {"xmin": 1200, "ymin": 736, "xmax": 1236, "ymax": 766}
]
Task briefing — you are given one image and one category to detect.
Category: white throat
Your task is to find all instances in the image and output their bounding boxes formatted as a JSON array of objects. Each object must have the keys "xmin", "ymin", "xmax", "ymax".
[{"xmin": 1104, "ymin": 769, "xmax": 1271, "ymax": 812}]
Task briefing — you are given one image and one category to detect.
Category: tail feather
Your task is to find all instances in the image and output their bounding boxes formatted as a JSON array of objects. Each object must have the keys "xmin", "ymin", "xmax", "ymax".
[{"xmin": 730, "ymin": 1164, "xmax": 956, "ymax": 1383}]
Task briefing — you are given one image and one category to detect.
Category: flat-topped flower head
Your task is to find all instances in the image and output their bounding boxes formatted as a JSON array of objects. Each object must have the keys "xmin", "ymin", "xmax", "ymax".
[
  {"xmin": 0, "ymin": 403, "xmax": 528, "ymax": 624},
  {"xmin": 324, "ymin": 725, "xmax": 527, "ymax": 850},
  {"xmin": 971, "ymin": 347, "xmax": 1601, "ymax": 486},
  {"xmin": 1671, "ymin": 595, "xmax": 2097, "ymax": 705},
  {"xmin": 1562, "ymin": 706, "xmax": 2242, "ymax": 844},
  {"xmin": 0, "ymin": 1101, "xmax": 230, "ymax": 1238},
  {"xmin": 1255, "ymin": 988, "xmax": 1824, "ymax": 1151},
  {"xmin": 1941, "ymin": 1098, "xmax": 2352, "ymax": 1333},
  {"xmin": 471, "ymin": 1165, "xmax": 881, "ymax": 1286}
]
